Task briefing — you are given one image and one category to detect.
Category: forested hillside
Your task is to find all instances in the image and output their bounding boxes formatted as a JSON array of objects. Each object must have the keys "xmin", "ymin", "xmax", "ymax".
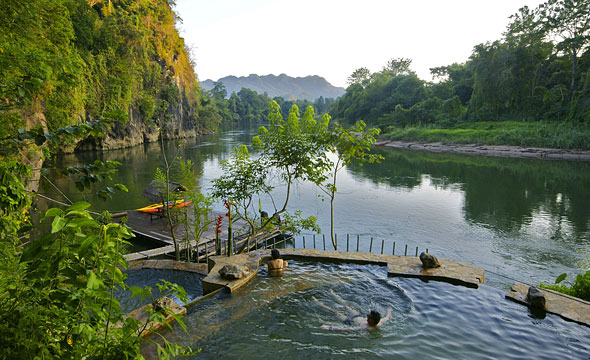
[
  {"xmin": 0, "ymin": 0, "xmax": 214, "ymax": 153},
  {"xmin": 331, "ymin": 0, "xmax": 590, "ymax": 149},
  {"xmin": 201, "ymin": 73, "xmax": 345, "ymax": 101},
  {"xmin": 202, "ymin": 82, "xmax": 336, "ymax": 126}
]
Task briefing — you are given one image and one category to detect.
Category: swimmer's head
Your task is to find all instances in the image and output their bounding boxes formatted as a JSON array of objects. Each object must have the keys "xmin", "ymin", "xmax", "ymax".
[
  {"xmin": 367, "ymin": 310, "xmax": 381, "ymax": 327},
  {"xmin": 271, "ymin": 249, "xmax": 280, "ymax": 260}
]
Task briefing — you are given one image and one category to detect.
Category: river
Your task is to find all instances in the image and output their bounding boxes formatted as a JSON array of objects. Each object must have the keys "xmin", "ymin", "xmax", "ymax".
[{"xmin": 40, "ymin": 127, "xmax": 590, "ymax": 289}]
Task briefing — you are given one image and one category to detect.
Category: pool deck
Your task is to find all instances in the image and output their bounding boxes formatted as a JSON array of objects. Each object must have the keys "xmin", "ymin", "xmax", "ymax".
[
  {"xmin": 127, "ymin": 258, "xmax": 209, "ymax": 275},
  {"xmin": 506, "ymin": 282, "xmax": 590, "ymax": 327},
  {"xmin": 201, "ymin": 249, "xmax": 485, "ymax": 294}
]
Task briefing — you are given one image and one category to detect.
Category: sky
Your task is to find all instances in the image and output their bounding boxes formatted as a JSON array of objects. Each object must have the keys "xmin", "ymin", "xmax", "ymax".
[{"xmin": 174, "ymin": 0, "xmax": 546, "ymax": 88}]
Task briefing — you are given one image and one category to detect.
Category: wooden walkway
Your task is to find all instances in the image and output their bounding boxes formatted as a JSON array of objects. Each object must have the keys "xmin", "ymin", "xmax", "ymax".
[{"xmin": 122, "ymin": 210, "xmax": 281, "ymax": 261}]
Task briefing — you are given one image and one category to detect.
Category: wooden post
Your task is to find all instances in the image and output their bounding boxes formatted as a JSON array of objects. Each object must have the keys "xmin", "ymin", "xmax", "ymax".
[
  {"xmin": 335, "ymin": 233, "xmax": 338, "ymax": 251},
  {"xmin": 404, "ymin": 244, "xmax": 408, "ymax": 256},
  {"xmin": 356, "ymin": 235, "xmax": 360, "ymax": 252},
  {"xmin": 323, "ymin": 234, "xmax": 326, "ymax": 250},
  {"xmin": 346, "ymin": 234, "xmax": 349, "ymax": 252},
  {"xmin": 303, "ymin": 236, "xmax": 306, "ymax": 249},
  {"xmin": 393, "ymin": 242, "xmax": 396, "ymax": 255},
  {"xmin": 369, "ymin": 237, "xmax": 373, "ymax": 253},
  {"xmin": 227, "ymin": 204, "xmax": 233, "ymax": 257},
  {"xmin": 415, "ymin": 246, "xmax": 418, "ymax": 257},
  {"xmin": 381, "ymin": 239, "xmax": 384, "ymax": 254},
  {"xmin": 313, "ymin": 234, "xmax": 316, "ymax": 249}
]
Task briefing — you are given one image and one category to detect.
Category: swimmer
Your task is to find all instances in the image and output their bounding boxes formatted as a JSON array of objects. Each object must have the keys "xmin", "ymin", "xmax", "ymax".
[
  {"xmin": 316, "ymin": 289, "xmax": 392, "ymax": 331},
  {"xmin": 267, "ymin": 249, "xmax": 288, "ymax": 276}
]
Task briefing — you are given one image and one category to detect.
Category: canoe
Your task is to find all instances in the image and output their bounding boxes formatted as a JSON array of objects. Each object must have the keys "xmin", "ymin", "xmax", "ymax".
[{"xmin": 136, "ymin": 199, "xmax": 192, "ymax": 213}]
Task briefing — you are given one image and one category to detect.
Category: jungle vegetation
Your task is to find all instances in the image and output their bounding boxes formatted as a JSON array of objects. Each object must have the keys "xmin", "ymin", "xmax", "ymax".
[
  {"xmin": 202, "ymin": 82, "xmax": 336, "ymax": 126},
  {"xmin": 330, "ymin": 0, "xmax": 590, "ymax": 149}
]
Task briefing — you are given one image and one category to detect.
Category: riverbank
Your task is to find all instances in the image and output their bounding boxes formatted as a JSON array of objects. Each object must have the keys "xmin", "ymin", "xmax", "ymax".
[
  {"xmin": 375, "ymin": 140, "xmax": 590, "ymax": 161},
  {"xmin": 380, "ymin": 121, "xmax": 590, "ymax": 152}
]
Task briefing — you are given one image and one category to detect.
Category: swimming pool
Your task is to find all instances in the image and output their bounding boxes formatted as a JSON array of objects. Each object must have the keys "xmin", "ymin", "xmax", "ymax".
[
  {"xmin": 117, "ymin": 268, "xmax": 204, "ymax": 313},
  {"xmin": 142, "ymin": 261, "xmax": 589, "ymax": 359}
]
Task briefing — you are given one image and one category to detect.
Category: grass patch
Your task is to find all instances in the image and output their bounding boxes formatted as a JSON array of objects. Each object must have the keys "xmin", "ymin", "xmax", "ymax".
[{"xmin": 382, "ymin": 121, "xmax": 590, "ymax": 150}]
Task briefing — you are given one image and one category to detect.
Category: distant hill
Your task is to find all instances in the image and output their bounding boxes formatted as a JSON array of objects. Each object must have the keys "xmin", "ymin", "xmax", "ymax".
[{"xmin": 200, "ymin": 74, "xmax": 345, "ymax": 101}]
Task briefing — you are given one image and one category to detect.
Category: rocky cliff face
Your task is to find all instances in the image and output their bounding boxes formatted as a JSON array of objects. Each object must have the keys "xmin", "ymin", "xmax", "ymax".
[{"xmin": 76, "ymin": 80, "xmax": 203, "ymax": 152}]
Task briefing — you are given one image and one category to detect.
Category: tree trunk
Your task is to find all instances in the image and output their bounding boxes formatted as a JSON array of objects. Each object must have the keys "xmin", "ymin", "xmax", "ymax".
[{"xmin": 568, "ymin": 47, "xmax": 578, "ymax": 102}]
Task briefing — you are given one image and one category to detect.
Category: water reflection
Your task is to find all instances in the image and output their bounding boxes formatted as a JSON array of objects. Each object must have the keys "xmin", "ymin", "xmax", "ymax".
[
  {"xmin": 40, "ymin": 129, "xmax": 590, "ymax": 287},
  {"xmin": 348, "ymin": 147, "xmax": 590, "ymax": 243}
]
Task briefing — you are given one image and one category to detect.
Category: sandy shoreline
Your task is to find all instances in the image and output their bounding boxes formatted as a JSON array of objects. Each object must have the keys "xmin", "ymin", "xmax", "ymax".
[{"xmin": 375, "ymin": 141, "xmax": 590, "ymax": 161}]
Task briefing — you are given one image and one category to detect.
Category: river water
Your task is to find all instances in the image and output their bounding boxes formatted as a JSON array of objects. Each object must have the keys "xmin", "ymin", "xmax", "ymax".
[{"xmin": 40, "ymin": 128, "xmax": 590, "ymax": 289}]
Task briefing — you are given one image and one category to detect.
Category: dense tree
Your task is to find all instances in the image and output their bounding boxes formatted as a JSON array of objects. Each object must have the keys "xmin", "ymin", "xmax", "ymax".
[
  {"xmin": 382, "ymin": 57, "xmax": 414, "ymax": 77},
  {"xmin": 539, "ymin": 0, "xmax": 590, "ymax": 101},
  {"xmin": 332, "ymin": 0, "xmax": 590, "ymax": 130},
  {"xmin": 347, "ymin": 67, "xmax": 372, "ymax": 87}
]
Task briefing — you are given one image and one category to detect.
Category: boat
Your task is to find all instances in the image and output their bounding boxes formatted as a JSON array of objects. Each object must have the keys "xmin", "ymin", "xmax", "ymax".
[{"xmin": 136, "ymin": 199, "xmax": 192, "ymax": 213}]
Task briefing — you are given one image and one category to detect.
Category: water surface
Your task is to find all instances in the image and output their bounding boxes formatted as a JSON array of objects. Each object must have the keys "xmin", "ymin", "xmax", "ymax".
[
  {"xmin": 40, "ymin": 128, "xmax": 590, "ymax": 288},
  {"xmin": 155, "ymin": 261, "xmax": 590, "ymax": 360}
]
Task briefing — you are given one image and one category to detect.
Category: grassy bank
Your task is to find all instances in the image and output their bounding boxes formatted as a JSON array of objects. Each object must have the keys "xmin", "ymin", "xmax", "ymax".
[{"xmin": 382, "ymin": 122, "xmax": 590, "ymax": 150}]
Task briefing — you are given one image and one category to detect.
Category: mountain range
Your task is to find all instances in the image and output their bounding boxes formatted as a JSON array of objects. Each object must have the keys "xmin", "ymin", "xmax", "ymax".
[{"xmin": 200, "ymin": 73, "xmax": 345, "ymax": 101}]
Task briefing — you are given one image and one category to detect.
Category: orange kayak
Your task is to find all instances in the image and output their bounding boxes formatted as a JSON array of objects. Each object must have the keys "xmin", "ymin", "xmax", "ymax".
[{"xmin": 136, "ymin": 199, "xmax": 192, "ymax": 213}]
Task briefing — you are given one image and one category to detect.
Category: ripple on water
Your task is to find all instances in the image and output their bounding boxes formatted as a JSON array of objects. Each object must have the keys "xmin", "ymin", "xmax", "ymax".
[{"xmin": 149, "ymin": 262, "xmax": 590, "ymax": 360}]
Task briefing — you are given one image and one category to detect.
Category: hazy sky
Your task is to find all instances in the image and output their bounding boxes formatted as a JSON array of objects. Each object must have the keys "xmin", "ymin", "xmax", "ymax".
[{"xmin": 174, "ymin": 0, "xmax": 545, "ymax": 88}]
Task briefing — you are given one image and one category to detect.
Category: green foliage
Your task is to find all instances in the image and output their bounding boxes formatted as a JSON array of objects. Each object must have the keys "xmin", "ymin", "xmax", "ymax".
[
  {"xmin": 0, "ymin": 202, "xmax": 192, "ymax": 358},
  {"xmin": 0, "ymin": 0, "xmax": 205, "ymax": 144},
  {"xmin": 0, "ymin": 161, "xmax": 32, "ymax": 242},
  {"xmin": 540, "ymin": 250, "xmax": 590, "ymax": 301},
  {"xmin": 320, "ymin": 120, "xmax": 383, "ymax": 249},
  {"xmin": 212, "ymin": 145, "xmax": 271, "ymax": 205},
  {"xmin": 331, "ymin": 69, "xmax": 428, "ymax": 127},
  {"xmin": 254, "ymin": 101, "xmax": 332, "ymax": 185},
  {"xmin": 541, "ymin": 271, "xmax": 590, "ymax": 301},
  {"xmin": 331, "ymin": 0, "xmax": 590, "ymax": 143},
  {"xmin": 347, "ymin": 67, "xmax": 372, "ymax": 87},
  {"xmin": 382, "ymin": 121, "xmax": 590, "ymax": 149},
  {"xmin": 200, "ymin": 85, "xmax": 337, "ymax": 127},
  {"xmin": 211, "ymin": 145, "xmax": 272, "ymax": 237},
  {"xmin": 212, "ymin": 102, "xmax": 337, "ymax": 244},
  {"xmin": 177, "ymin": 158, "xmax": 213, "ymax": 260}
]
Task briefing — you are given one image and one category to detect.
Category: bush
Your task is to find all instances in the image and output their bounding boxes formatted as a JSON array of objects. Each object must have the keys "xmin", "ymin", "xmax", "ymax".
[{"xmin": 541, "ymin": 271, "xmax": 590, "ymax": 301}]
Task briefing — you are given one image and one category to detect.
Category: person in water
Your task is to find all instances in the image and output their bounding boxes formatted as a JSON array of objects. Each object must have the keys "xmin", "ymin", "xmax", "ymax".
[
  {"xmin": 316, "ymin": 289, "xmax": 392, "ymax": 331},
  {"xmin": 267, "ymin": 249, "xmax": 288, "ymax": 276}
]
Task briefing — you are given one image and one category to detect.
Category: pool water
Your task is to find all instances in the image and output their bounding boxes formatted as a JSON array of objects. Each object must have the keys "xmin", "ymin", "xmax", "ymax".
[
  {"xmin": 117, "ymin": 269, "xmax": 203, "ymax": 313},
  {"xmin": 149, "ymin": 261, "xmax": 590, "ymax": 359}
]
